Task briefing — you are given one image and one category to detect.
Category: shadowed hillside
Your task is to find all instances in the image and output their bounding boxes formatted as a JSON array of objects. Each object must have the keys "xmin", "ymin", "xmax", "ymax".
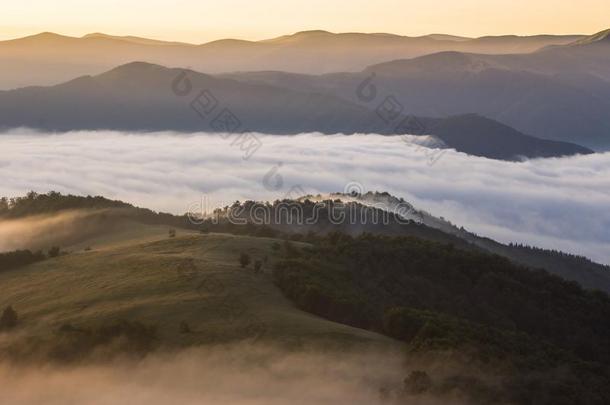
[
  {"xmin": 273, "ymin": 233, "xmax": 610, "ymax": 404},
  {"xmin": 225, "ymin": 28, "xmax": 610, "ymax": 149},
  {"xmin": 1, "ymin": 192, "xmax": 609, "ymax": 404},
  {"xmin": 0, "ymin": 62, "xmax": 591, "ymax": 160},
  {"xmin": 0, "ymin": 30, "xmax": 584, "ymax": 89},
  {"xmin": 2, "ymin": 192, "xmax": 608, "ymax": 291}
]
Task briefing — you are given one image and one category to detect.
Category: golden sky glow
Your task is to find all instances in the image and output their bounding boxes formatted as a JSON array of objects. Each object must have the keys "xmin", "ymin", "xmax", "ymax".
[{"xmin": 2, "ymin": 0, "xmax": 609, "ymax": 42}]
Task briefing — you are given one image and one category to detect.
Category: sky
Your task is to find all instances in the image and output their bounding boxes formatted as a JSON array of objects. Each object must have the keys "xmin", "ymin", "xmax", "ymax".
[
  {"xmin": 2, "ymin": 0, "xmax": 609, "ymax": 42},
  {"xmin": 1, "ymin": 131, "xmax": 609, "ymax": 265}
]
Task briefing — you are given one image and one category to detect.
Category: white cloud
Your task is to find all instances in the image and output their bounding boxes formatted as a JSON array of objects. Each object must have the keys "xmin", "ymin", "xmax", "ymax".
[{"xmin": 1, "ymin": 130, "xmax": 609, "ymax": 264}]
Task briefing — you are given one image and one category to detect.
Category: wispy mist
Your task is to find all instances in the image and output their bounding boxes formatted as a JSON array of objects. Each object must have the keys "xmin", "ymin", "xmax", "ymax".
[
  {"xmin": 1, "ymin": 130, "xmax": 609, "ymax": 264},
  {"xmin": 0, "ymin": 344, "xmax": 426, "ymax": 405},
  {"xmin": 0, "ymin": 210, "xmax": 113, "ymax": 252}
]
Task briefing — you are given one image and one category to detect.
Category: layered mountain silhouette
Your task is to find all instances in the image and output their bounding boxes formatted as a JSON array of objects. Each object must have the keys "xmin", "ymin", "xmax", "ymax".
[
  {"xmin": 0, "ymin": 62, "xmax": 591, "ymax": 160},
  {"xmin": 225, "ymin": 28, "xmax": 610, "ymax": 149},
  {"xmin": 2, "ymin": 28, "xmax": 608, "ymax": 151},
  {"xmin": 0, "ymin": 30, "xmax": 584, "ymax": 89}
]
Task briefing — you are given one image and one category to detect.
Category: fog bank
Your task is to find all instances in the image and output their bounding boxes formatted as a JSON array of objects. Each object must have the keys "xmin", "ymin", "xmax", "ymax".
[
  {"xmin": 1, "ymin": 130, "xmax": 609, "ymax": 264},
  {"xmin": 0, "ymin": 344, "xmax": 435, "ymax": 405}
]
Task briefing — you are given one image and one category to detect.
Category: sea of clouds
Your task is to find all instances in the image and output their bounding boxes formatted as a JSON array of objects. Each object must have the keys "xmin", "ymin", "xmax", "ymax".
[{"xmin": 1, "ymin": 130, "xmax": 609, "ymax": 265}]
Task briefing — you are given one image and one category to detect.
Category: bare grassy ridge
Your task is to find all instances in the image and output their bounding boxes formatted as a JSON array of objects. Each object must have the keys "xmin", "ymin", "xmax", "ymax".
[{"xmin": 0, "ymin": 229, "xmax": 395, "ymax": 363}]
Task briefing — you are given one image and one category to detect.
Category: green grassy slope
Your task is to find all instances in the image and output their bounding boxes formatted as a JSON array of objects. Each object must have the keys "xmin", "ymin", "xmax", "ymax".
[{"xmin": 0, "ymin": 229, "xmax": 395, "ymax": 359}]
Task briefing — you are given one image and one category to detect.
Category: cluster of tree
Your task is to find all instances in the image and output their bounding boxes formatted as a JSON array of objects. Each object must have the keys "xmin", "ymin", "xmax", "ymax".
[
  {"xmin": 383, "ymin": 365, "xmax": 603, "ymax": 405},
  {"xmin": 0, "ymin": 306, "xmax": 18, "ymax": 331},
  {"xmin": 49, "ymin": 320, "xmax": 158, "ymax": 362},
  {"xmin": 0, "ymin": 191, "xmax": 194, "ymax": 230},
  {"xmin": 272, "ymin": 232, "xmax": 610, "ymax": 404},
  {"xmin": 203, "ymin": 199, "xmax": 464, "ymax": 246},
  {"xmin": 0, "ymin": 249, "xmax": 46, "ymax": 272},
  {"xmin": 200, "ymin": 220, "xmax": 282, "ymax": 238},
  {"xmin": 0, "ymin": 191, "xmax": 130, "ymax": 218},
  {"xmin": 199, "ymin": 199, "xmax": 610, "ymax": 293},
  {"xmin": 239, "ymin": 253, "xmax": 264, "ymax": 274},
  {"xmin": 508, "ymin": 242, "xmax": 610, "ymax": 271}
]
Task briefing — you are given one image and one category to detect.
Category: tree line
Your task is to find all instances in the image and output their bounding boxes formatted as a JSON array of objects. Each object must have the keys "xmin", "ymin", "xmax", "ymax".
[{"xmin": 272, "ymin": 232, "xmax": 610, "ymax": 404}]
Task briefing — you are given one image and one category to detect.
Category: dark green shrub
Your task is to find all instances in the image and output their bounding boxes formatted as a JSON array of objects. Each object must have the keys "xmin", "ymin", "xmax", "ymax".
[
  {"xmin": 48, "ymin": 246, "xmax": 61, "ymax": 258},
  {"xmin": 0, "ymin": 306, "xmax": 18, "ymax": 330},
  {"xmin": 254, "ymin": 260, "xmax": 263, "ymax": 274},
  {"xmin": 179, "ymin": 321, "xmax": 192, "ymax": 334},
  {"xmin": 239, "ymin": 252, "xmax": 251, "ymax": 268},
  {"xmin": 404, "ymin": 370, "xmax": 432, "ymax": 394}
]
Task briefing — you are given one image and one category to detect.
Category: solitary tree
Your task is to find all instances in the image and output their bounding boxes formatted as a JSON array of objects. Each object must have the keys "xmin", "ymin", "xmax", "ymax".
[
  {"xmin": 179, "ymin": 321, "xmax": 192, "ymax": 334},
  {"xmin": 403, "ymin": 370, "xmax": 432, "ymax": 395},
  {"xmin": 0, "ymin": 306, "xmax": 18, "ymax": 330},
  {"xmin": 239, "ymin": 252, "xmax": 251, "ymax": 268},
  {"xmin": 0, "ymin": 197, "xmax": 9, "ymax": 213},
  {"xmin": 48, "ymin": 246, "xmax": 60, "ymax": 258},
  {"xmin": 283, "ymin": 240, "xmax": 299, "ymax": 258},
  {"xmin": 254, "ymin": 260, "xmax": 263, "ymax": 274}
]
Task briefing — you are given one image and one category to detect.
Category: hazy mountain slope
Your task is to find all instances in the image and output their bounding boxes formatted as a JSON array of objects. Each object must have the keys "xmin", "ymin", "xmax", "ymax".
[
  {"xmin": 0, "ymin": 32, "xmax": 199, "ymax": 90},
  {"xmin": 225, "ymin": 29, "xmax": 610, "ymax": 149},
  {"xmin": 82, "ymin": 32, "xmax": 193, "ymax": 46},
  {"xmin": 0, "ymin": 192, "xmax": 196, "ymax": 253},
  {"xmin": 0, "ymin": 62, "xmax": 591, "ymax": 160},
  {"xmin": 369, "ymin": 29, "xmax": 610, "ymax": 81},
  {"xmin": 241, "ymin": 30, "xmax": 583, "ymax": 74},
  {"xmin": 209, "ymin": 194, "xmax": 610, "ymax": 292},
  {"xmin": 430, "ymin": 114, "xmax": 594, "ymax": 159},
  {"xmin": 496, "ymin": 29, "xmax": 610, "ymax": 80},
  {"xmin": 0, "ymin": 30, "xmax": 584, "ymax": 89},
  {"xmin": 0, "ymin": 62, "xmax": 383, "ymax": 134},
  {"xmin": 333, "ymin": 192, "xmax": 610, "ymax": 292},
  {"xmin": 360, "ymin": 30, "xmax": 610, "ymax": 148}
]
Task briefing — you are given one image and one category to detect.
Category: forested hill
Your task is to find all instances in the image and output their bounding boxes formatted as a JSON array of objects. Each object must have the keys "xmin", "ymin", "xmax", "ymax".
[
  {"xmin": 209, "ymin": 198, "xmax": 610, "ymax": 292},
  {"xmin": 0, "ymin": 191, "xmax": 131, "ymax": 218},
  {"xmin": 3, "ymin": 192, "xmax": 609, "ymax": 293},
  {"xmin": 0, "ymin": 191, "xmax": 191, "ymax": 228},
  {"xmin": 272, "ymin": 233, "xmax": 610, "ymax": 404}
]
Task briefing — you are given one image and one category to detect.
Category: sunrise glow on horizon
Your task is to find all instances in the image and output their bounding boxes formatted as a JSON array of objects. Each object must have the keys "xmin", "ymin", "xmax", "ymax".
[{"xmin": 2, "ymin": 0, "xmax": 609, "ymax": 43}]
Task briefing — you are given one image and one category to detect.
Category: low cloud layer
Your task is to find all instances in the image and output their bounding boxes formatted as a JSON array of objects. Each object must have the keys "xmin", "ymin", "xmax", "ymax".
[
  {"xmin": 1, "ymin": 130, "xmax": 609, "ymax": 264},
  {"xmin": 0, "ymin": 210, "xmax": 109, "ymax": 252},
  {"xmin": 0, "ymin": 344, "xmax": 419, "ymax": 405}
]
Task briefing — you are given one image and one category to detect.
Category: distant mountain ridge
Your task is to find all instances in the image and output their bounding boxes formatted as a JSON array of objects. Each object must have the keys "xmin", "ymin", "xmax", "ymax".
[
  {"xmin": 1, "ymin": 27, "xmax": 607, "ymax": 150},
  {"xmin": 0, "ymin": 29, "xmax": 585, "ymax": 89},
  {"xmin": 223, "ymin": 28, "xmax": 610, "ymax": 150},
  {"xmin": 571, "ymin": 28, "xmax": 610, "ymax": 46},
  {"xmin": 0, "ymin": 62, "xmax": 592, "ymax": 160}
]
